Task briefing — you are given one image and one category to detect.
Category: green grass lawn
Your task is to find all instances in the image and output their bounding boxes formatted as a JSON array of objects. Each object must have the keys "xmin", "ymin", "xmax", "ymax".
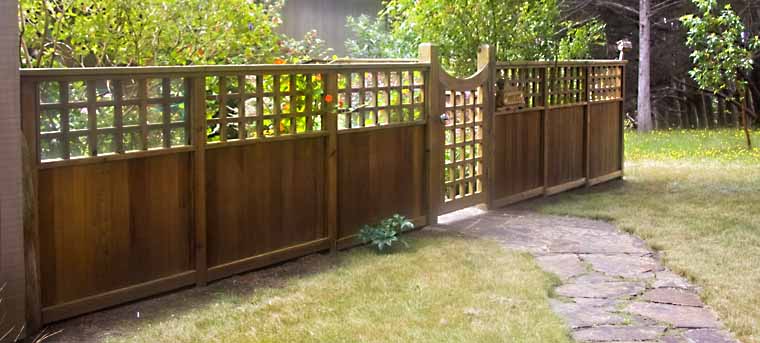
[
  {"xmin": 106, "ymin": 234, "xmax": 570, "ymax": 343},
  {"xmin": 533, "ymin": 129, "xmax": 760, "ymax": 343}
]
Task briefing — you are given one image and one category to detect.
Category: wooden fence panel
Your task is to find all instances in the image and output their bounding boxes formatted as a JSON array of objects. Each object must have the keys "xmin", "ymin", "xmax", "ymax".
[
  {"xmin": 492, "ymin": 62, "xmax": 625, "ymax": 203},
  {"xmin": 491, "ymin": 110, "xmax": 543, "ymax": 207},
  {"xmin": 336, "ymin": 125, "xmax": 426, "ymax": 248},
  {"xmin": 205, "ymin": 137, "xmax": 328, "ymax": 280},
  {"xmin": 38, "ymin": 153, "xmax": 194, "ymax": 322},
  {"xmin": 545, "ymin": 106, "xmax": 586, "ymax": 192},
  {"xmin": 589, "ymin": 102, "xmax": 623, "ymax": 183}
]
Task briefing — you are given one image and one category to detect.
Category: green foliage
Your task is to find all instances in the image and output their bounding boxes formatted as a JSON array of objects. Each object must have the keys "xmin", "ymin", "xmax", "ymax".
[
  {"xmin": 347, "ymin": 0, "xmax": 606, "ymax": 75},
  {"xmin": 345, "ymin": 15, "xmax": 412, "ymax": 58},
  {"xmin": 357, "ymin": 214, "xmax": 415, "ymax": 251},
  {"xmin": 19, "ymin": 0, "xmax": 331, "ymax": 68},
  {"xmin": 558, "ymin": 21, "xmax": 607, "ymax": 60},
  {"xmin": 681, "ymin": 0, "xmax": 760, "ymax": 93}
]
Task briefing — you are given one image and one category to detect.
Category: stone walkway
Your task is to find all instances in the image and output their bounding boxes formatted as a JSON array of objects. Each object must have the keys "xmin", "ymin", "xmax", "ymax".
[{"xmin": 435, "ymin": 207, "xmax": 736, "ymax": 343}]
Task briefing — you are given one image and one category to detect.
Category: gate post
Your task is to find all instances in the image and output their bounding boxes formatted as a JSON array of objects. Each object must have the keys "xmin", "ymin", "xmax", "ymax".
[
  {"xmin": 477, "ymin": 45, "xmax": 496, "ymax": 210},
  {"xmin": 190, "ymin": 76, "xmax": 208, "ymax": 287},
  {"xmin": 419, "ymin": 44, "xmax": 442, "ymax": 225}
]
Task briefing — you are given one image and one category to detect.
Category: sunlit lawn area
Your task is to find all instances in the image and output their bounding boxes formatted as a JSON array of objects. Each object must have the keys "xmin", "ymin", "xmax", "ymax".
[
  {"xmin": 106, "ymin": 234, "xmax": 570, "ymax": 343},
  {"xmin": 533, "ymin": 129, "xmax": 760, "ymax": 343}
]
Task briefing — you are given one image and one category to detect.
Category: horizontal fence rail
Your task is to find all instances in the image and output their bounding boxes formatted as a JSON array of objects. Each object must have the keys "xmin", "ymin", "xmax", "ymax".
[{"xmin": 19, "ymin": 54, "xmax": 626, "ymax": 329}]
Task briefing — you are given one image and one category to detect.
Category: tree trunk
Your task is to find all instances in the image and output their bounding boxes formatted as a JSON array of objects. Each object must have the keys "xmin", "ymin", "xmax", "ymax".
[
  {"xmin": 741, "ymin": 87, "xmax": 752, "ymax": 149},
  {"xmin": 637, "ymin": 0, "xmax": 653, "ymax": 132},
  {"xmin": 699, "ymin": 92, "xmax": 709, "ymax": 129},
  {"xmin": 717, "ymin": 96, "xmax": 726, "ymax": 127},
  {"xmin": 673, "ymin": 81, "xmax": 683, "ymax": 128},
  {"xmin": 701, "ymin": 93, "xmax": 712, "ymax": 129},
  {"xmin": 705, "ymin": 94, "xmax": 715, "ymax": 128},
  {"xmin": 730, "ymin": 101, "xmax": 740, "ymax": 128}
]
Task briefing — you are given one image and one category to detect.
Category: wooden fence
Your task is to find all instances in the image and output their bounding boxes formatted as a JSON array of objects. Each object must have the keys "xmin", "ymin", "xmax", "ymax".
[
  {"xmin": 19, "ymin": 45, "xmax": 625, "ymax": 329},
  {"xmin": 491, "ymin": 61, "xmax": 626, "ymax": 207}
]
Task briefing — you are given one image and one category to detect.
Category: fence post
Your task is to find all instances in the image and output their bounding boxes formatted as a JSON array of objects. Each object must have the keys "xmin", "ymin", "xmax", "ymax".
[
  {"xmin": 324, "ymin": 71, "xmax": 338, "ymax": 252},
  {"xmin": 190, "ymin": 76, "xmax": 207, "ymax": 287},
  {"xmin": 477, "ymin": 45, "xmax": 496, "ymax": 210},
  {"xmin": 541, "ymin": 66, "xmax": 550, "ymax": 194},
  {"xmin": 619, "ymin": 64, "xmax": 626, "ymax": 174},
  {"xmin": 419, "ymin": 43, "xmax": 442, "ymax": 225},
  {"xmin": 21, "ymin": 78, "xmax": 42, "ymax": 333},
  {"xmin": 584, "ymin": 64, "xmax": 592, "ymax": 186}
]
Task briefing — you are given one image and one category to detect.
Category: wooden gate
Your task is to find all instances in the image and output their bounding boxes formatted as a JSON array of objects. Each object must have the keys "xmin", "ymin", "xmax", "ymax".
[{"xmin": 422, "ymin": 44, "xmax": 495, "ymax": 216}]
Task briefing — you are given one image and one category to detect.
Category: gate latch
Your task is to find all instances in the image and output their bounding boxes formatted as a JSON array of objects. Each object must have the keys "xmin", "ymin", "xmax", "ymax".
[{"xmin": 439, "ymin": 113, "xmax": 450, "ymax": 124}]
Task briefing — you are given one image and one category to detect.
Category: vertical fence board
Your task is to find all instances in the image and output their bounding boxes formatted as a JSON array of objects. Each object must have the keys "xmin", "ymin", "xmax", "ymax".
[
  {"xmin": 325, "ymin": 72, "xmax": 338, "ymax": 252},
  {"xmin": 191, "ymin": 77, "xmax": 207, "ymax": 287}
]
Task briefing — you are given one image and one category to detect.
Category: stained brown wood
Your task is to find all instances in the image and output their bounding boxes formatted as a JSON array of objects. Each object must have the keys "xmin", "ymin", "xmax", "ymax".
[
  {"xmin": 21, "ymin": 78, "xmax": 42, "ymax": 332},
  {"xmin": 325, "ymin": 72, "xmax": 338, "ymax": 252},
  {"xmin": 589, "ymin": 102, "xmax": 623, "ymax": 178},
  {"xmin": 190, "ymin": 77, "xmax": 207, "ymax": 286},
  {"xmin": 337, "ymin": 125, "xmax": 426, "ymax": 241},
  {"xmin": 42, "ymin": 271, "xmax": 195, "ymax": 324},
  {"xmin": 492, "ymin": 110, "xmax": 543, "ymax": 200},
  {"xmin": 38, "ymin": 153, "xmax": 193, "ymax": 308},
  {"xmin": 21, "ymin": 58, "xmax": 626, "ymax": 329},
  {"xmin": 419, "ymin": 44, "xmax": 442, "ymax": 224},
  {"xmin": 545, "ymin": 107, "xmax": 585, "ymax": 188},
  {"xmin": 205, "ymin": 137, "xmax": 326, "ymax": 269},
  {"xmin": 477, "ymin": 45, "xmax": 496, "ymax": 209}
]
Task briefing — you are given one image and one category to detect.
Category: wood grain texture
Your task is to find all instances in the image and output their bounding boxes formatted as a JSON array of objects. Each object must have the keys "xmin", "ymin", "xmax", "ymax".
[
  {"xmin": 205, "ymin": 137, "xmax": 326, "ymax": 268},
  {"xmin": 337, "ymin": 125, "xmax": 425, "ymax": 240},
  {"xmin": 589, "ymin": 102, "xmax": 623, "ymax": 178},
  {"xmin": 545, "ymin": 106, "xmax": 585, "ymax": 187},
  {"xmin": 38, "ymin": 153, "xmax": 193, "ymax": 308},
  {"xmin": 492, "ymin": 111, "xmax": 543, "ymax": 200},
  {"xmin": 21, "ymin": 79, "xmax": 42, "ymax": 332}
]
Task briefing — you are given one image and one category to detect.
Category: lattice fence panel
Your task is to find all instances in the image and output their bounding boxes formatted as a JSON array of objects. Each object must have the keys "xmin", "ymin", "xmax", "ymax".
[
  {"xmin": 496, "ymin": 66, "xmax": 543, "ymax": 108},
  {"xmin": 336, "ymin": 68, "xmax": 425, "ymax": 130},
  {"xmin": 590, "ymin": 66, "xmax": 623, "ymax": 101},
  {"xmin": 443, "ymin": 89, "xmax": 484, "ymax": 204},
  {"xmin": 205, "ymin": 73, "xmax": 325, "ymax": 143},
  {"xmin": 547, "ymin": 66, "xmax": 586, "ymax": 106},
  {"xmin": 37, "ymin": 78, "xmax": 190, "ymax": 162}
]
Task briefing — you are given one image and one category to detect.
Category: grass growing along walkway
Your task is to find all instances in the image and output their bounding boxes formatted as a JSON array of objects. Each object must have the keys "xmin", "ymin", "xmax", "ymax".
[
  {"xmin": 533, "ymin": 129, "xmax": 760, "ymax": 343},
  {"xmin": 103, "ymin": 233, "xmax": 570, "ymax": 343}
]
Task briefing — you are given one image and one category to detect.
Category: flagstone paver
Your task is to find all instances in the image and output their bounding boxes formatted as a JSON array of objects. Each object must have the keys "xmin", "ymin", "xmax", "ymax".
[{"xmin": 436, "ymin": 207, "xmax": 737, "ymax": 343}]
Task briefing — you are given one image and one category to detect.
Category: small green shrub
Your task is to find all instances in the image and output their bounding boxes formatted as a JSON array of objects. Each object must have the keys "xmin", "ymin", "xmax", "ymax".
[{"xmin": 357, "ymin": 214, "xmax": 415, "ymax": 251}]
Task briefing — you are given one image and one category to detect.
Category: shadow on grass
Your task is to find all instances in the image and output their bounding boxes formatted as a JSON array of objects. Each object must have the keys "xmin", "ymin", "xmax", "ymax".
[{"xmin": 43, "ymin": 230, "xmax": 467, "ymax": 342}]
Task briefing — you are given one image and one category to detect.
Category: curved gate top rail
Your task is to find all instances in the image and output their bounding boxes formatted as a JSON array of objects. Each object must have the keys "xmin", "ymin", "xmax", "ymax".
[{"xmin": 420, "ymin": 44, "xmax": 496, "ymax": 217}]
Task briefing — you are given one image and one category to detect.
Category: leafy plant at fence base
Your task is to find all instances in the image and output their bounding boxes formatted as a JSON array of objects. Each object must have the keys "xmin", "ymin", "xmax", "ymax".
[{"xmin": 357, "ymin": 214, "xmax": 415, "ymax": 251}]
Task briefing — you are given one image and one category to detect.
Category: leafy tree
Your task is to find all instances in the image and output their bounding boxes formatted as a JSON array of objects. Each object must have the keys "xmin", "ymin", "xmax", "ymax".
[
  {"xmin": 682, "ymin": 0, "xmax": 760, "ymax": 146},
  {"xmin": 18, "ymin": 0, "xmax": 331, "ymax": 68},
  {"xmin": 345, "ymin": 15, "xmax": 412, "ymax": 59},
  {"xmin": 347, "ymin": 0, "xmax": 606, "ymax": 75}
]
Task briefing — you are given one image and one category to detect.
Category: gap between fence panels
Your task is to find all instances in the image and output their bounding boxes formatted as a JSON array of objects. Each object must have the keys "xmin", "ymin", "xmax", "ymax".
[{"xmin": 18, "ymin": 44, "xmax": 626, "ymax": 330}]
